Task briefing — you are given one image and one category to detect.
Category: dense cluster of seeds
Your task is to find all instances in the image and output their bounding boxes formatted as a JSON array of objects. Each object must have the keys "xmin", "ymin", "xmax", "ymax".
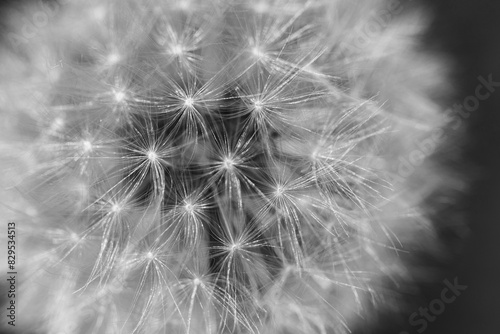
[{"xmin": 0, "ymin": 0, "xmax": 451, "ymax": 333}]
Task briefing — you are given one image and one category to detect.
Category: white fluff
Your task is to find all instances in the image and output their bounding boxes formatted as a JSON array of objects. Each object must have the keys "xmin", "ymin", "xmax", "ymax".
[{"xmin": 0, "ymin": 1, "xmax": 456, "ymax": 333}]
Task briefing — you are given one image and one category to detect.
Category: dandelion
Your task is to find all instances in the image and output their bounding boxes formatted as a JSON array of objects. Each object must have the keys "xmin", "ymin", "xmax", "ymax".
[{"xmin": 0, "ymin": 0, "xmax": 457, "ymax": 333}]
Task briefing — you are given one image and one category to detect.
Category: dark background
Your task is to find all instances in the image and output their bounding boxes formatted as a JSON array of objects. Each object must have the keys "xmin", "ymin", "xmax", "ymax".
[
  {"xmin": 377, "ymin": 0, "xmax": 500, "ymax": 333},
  {"xmin": 421, "ymin": 0, "xmax": 500, "ymax": 333}
]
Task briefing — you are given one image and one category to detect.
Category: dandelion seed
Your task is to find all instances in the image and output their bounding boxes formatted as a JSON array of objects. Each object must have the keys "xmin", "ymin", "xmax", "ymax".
[
  {"xmin": 90, "ymin": 5, "xmax": 107, "ymax": 21},
  {"xmin": 184, "ymin": 97, "xmax": 194, "ymax": 108},
  {"xmin": 50, "ymin": 117, "xmax": 64, "ymax": 133},
  {"xmin": 82, "ymin": 140, "xmax": 93, "ymax": 153},
  {"xmin": 252, "ymin": 46, "xmax": 265, "ymax": 59},
  {"xmin": 106, "ymin": 53, "xmax": 121, "ymax": 65},
  {"xmin": 69, "ymin": 232, "xmax": 80, "ymax": 243},
  {"xmin": 1, "ymin": 0, "xmax": 455, "ymax": 333},
  {"xmin": 170, "ymin": 44, "xmax": 184, "ymax": 56},
  {"xmin": 310, "ymin": 148, "xmax": 320, "ymax": 161},
  {"xmin": 223, "ymin": 156, "xmax": 235, "ymax": 170},
  {"xmin": 114, "ymin": 91, "xmax": 126, "ymax": 103},
  {"xmin": 253, "ymin": 100, "xmax": 264, "ymax": 111},
  {"xmin": 178, "ymin": 0, "xmax": 191, "ymax": 11}
]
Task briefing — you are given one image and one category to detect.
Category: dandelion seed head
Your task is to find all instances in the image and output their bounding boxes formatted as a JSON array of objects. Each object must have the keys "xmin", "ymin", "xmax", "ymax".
[
  {"xmin": 184, "ymin": 97, "xmax": 194, "ymax": 108},
  {"xmin": 253, "ymin": 1, "xmax": 270, "ymax": 13},
  {"xmin": 193, "ymin": 277, "xmax": 201, "ymax": 286}
]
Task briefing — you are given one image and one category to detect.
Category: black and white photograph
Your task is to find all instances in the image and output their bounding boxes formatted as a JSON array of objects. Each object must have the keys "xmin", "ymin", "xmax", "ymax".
[{"xmin": 0, "ymin": 0, "xmax": 498, "ymax": 333}]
